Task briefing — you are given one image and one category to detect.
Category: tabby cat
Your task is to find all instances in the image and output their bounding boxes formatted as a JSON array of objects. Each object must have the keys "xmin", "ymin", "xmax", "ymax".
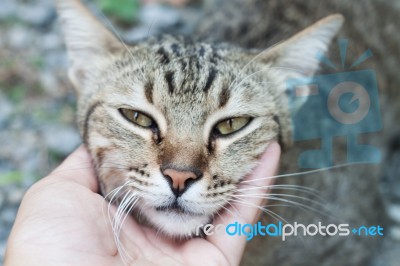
[{"xmin": 57, "ymin": 0, "xmax": 397, "ymax": 265}]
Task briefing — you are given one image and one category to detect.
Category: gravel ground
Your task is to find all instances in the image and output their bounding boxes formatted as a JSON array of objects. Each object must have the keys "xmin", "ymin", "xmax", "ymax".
[{"xmin": 0, "ymin": 0, "xmax": 81, "ymax": 262}]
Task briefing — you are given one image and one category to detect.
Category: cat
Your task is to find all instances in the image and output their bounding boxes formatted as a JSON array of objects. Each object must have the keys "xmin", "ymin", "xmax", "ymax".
[{"xmin": 56, "ymin": 0, "xmax": 397, "ymax": 265}]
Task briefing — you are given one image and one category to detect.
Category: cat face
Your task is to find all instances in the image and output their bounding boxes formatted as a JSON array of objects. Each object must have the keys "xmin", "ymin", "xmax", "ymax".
[
  {"xmin": 57, "ymin": 0, "xmax": 342, "ymax": 236},
  {"xmin": 80, "ymin": 39, "xmax": 281, "ymax": 235}
]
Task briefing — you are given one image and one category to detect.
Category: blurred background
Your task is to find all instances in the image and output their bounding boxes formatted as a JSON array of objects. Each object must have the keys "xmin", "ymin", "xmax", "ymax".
[{"xmin": 0, "ymin": 0, "xmax": 200, "ymax": 262}]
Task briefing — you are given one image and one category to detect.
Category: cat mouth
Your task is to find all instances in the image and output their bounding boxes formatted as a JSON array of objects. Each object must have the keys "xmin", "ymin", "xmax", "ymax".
[{"xmin": 155, "ymin": 202, "xmax": 202, "ymax": 216}]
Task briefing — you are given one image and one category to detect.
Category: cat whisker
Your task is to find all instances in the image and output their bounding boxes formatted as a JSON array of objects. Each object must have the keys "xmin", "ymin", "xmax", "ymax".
[
  {"xmin": 216, "ymin": 199, "xmax": 240, "ymax": 219},
  {"xmin": 111, "ymin": 191, "xmax": 139, "ymax": 265},
  {"xmin": 97, "ymin": 166, "xmax": 130, "ymax": 171},
  {"xmin": 106, "ymin": 184, "xmax": 133, "ymax": 228},
  {"xmin": 117, "ymin": 198, "xmax": 138, "ymax": 245},
  {"xmin": 239, "ymin": 183, "xmax": 319, "ymax": 193},
  {"xmin": 103, "ymin": 181, "xmax": 132, "ymax": 227},
  {"xmin": 214, "ymin": 203, "xmax": 230, "ymax": 224},
  {"xmin": 241, "ymin": 162, "xmax": 367, "ymax": 183},
  {"xmin": 50, "ymin": 164, "xmax": 96, "ymax": 174},
  {"xmin": 234, "ymin": 192, "xmax": 329, "ymax": 210},
  {"xmin": 229, "ymin": 198, "xmax": 290, "ymax": 225},
  {"xmin": 91, "ymin": 6, "xmax": 136, "ymax": 62},
  {"xmin": 224, "ymin": 197, "xmax": 242, "ymax": 217},
  {"xmin": 231, "ymin": 66, "xmax": 306, "ymax": 92},
  {"xmin": 146, "ymin": 16, "xmax": 156, "ymax": 40},
  {"xmin": 111, "ymin": 191, "xmax": 132, "ymax": 229},
  {"xmin": 100, "ymin": 161, "xmax": 136, "ymax": 168},
  {"xmin": 228, "ymin": 42, "xmax": 284, "ymax": 89},
  {"xmin": 235, "ymin": 80, "xmax": 278, "ymax": 91},
  {"xmin": 138, "ymin": 200, "xmax": 151, "ymax": 224},
  {"xmin": 237, "ymin": 184, "xmax": 326, "ymax": 202},
  {"xmin": 48, "ymin": 164, "xmax": 138, "ymax": 175},
  {"xmin": 228, "ymin": 197, "xmax": 317, "ymax": 245},
  {"xmin": 51, "ymin": 160, "xmax": 150, "ymax": 174},
  {"xmin": 154, "ymin": 225, "xmax": 164, "ymax": 242},
  {"xmin": 104, "ymin": 180, "xmax": 133, "ymax": 203},
  {"xmin": 225, "ymin": 192, "xmax": 291, "ymax": 223},
  {"xmin": 233, "ymin": 194, "xmax": 333, "ymax": 219},
  {"xmin": 116, "ymin": 193, "xmax": 137, "ymax": 232}
]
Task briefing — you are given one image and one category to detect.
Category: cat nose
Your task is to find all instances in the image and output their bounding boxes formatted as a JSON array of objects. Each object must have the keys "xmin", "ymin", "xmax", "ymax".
[{"xmin": 162, "ymin": 168, "xmax": 202, "ymax": 197}]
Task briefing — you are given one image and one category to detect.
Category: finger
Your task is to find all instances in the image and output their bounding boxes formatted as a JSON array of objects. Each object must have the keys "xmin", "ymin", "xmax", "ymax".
[
  {"xmin": 46, "ymin": 144, "xmax": 98, "ymax": 192},
  {"xmin": 231, "ymin": 141, "xmax": 281, "ymax": 223},
  {"xmin": 207, "ymin": 141, "xmax": 281, "ymax": 265}
]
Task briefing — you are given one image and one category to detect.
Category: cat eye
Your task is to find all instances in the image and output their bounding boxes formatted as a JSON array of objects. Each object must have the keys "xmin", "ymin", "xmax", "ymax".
[
  {"xmin": 213, "ymin": 117, "xmax": 251, "ymax": 136},
  {"xmin": 119, "ymin": 108, "xmax": 154, "ymax": 128}
]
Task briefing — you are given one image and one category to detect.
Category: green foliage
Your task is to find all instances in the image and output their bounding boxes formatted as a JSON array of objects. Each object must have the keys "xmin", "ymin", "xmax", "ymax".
[
  {"xmin": 7, "ymin": 84, "xmax": 27, "ymax": 103},
  {"xmin": 98, "ymin": 0, "xmax": 139, "ymax": 24},
  {"xmin": 0, "ymin": 171, "xmax": 24, "ymax": 186},
  {"xmin": 28, "ymin": 55, "xmax": 44, "ymax": 70},
  {"xmin": 48, "ymin": 148, "xmax": 68, "ymax": 163}
]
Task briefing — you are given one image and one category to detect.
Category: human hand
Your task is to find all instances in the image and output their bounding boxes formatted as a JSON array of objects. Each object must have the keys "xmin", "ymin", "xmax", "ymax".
[{"xmin": 5, "ymin": 142, "xmax": 280, "ymax": 266}]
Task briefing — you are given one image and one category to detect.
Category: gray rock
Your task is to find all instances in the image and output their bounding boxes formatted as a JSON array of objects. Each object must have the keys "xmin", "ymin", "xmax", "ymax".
[
  {"xmin": 139, "ymin": 4, "xmax": 181, "ymax": 27},
  {"xmin": 0, "ymin": 208, "xmax": 17, "ymax": 225},
  {"xmin": 124, "ymin": 4, "xmax": 181, "ymax": 41},
  {"xmin": 0, "ymin": 94, "xmax": 13, "ymax": 128},
  {"xmin": 41, "ymin": 32, "xmax": 63, "ymax": 51},
  {"xmin": 124, "ymin": 3, "xmax": 201, "ymax": 42},
  {"xmin": 43, "ymin": 50, "xmax": 68, "ymax": 70},
  {"xmin": 0, "ymin": 242, "xmax": 6, "ymax": 266},
  {"xmin": 41, "ymin": 124, "xmax": 81, "ymax": 155},
  {"xmin": 0, "ymin": 130, "xmax": 39, "ymax": 162},
  {"xmin": 0, "ymin": 191, "xmax": 5, "ymax": 209},
  {"xmin": 39, "ymin": 71, "xmax": 60, "ymax": 97},
  {"xmin": 17, "ymin": 4, "xmax": 55, "ymax": 27},
  {"xmin": 7, "ymin": 25, "xmax": 33, "ymax": 49},
  {"xmin": 0, "ymin": 0, "xmax": 17, "ymax": 21},
  {"xmin": 7, "ymin": 187, "xmax": 26, "ymax": 206},
  {"xmin": 0, "ymin": 128, "xmax": 48, "ymax": 180}
]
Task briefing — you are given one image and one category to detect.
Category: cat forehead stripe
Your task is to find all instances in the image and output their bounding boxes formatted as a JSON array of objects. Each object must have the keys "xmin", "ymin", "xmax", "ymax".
[
  {"xmin": 144, "ymin": 80, "xmax": 154, "ymax": 104},
  {"xmin": 203, "ymin": 67, "xmax": 217, "ymax": 92},
  {"xmin": 156, "ymin": 46, "xmax": 170, "ymax": 64},
  {"xmin": 218, "ymin": 87, "xmax": 230, "ymax": 107},
  {"xmin": 165, "ymin": 71, "xmax": 175, "ymax": 94}
]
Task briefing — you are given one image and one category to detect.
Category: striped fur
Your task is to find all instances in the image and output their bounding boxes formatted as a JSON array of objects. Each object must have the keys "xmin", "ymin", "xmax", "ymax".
[{"xmin": 57, "ymin": 0, "xmax": 341, "ymax": 237}]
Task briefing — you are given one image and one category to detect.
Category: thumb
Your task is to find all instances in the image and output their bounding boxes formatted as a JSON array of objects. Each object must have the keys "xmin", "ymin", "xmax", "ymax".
[
  {"xmin": 208, "ymin": 141, "xmax": 281, "ymax": 265},
  {"xmin": 46, "ymin": 145, "xmax": 98, "ymax": 192}
]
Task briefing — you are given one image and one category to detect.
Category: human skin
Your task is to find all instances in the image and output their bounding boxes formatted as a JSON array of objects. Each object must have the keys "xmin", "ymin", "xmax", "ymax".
[{"xmin": 4, "ymin": 142, "xmax": 280, "ymax": 266}]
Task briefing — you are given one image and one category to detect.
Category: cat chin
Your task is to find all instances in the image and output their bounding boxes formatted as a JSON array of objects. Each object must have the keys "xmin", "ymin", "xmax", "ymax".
[{"xmin": 144, "ymin": 207, "xmax": 212, "ymax": 238}]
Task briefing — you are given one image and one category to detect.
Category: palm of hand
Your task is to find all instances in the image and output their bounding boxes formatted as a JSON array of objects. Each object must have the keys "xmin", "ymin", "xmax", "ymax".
[{"xmin": 5, "ymin": 143, "xmax": 280, "ymax": 266}]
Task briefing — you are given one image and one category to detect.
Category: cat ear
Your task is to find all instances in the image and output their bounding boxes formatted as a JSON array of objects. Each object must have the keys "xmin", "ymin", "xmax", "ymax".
[
  {"xmin": 261, "ymin": 14, "xmax": 344, "ymax": 103},
  {"xmin": 56, "ymin": 0, "xmax": 124, "ymax": 89}
]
